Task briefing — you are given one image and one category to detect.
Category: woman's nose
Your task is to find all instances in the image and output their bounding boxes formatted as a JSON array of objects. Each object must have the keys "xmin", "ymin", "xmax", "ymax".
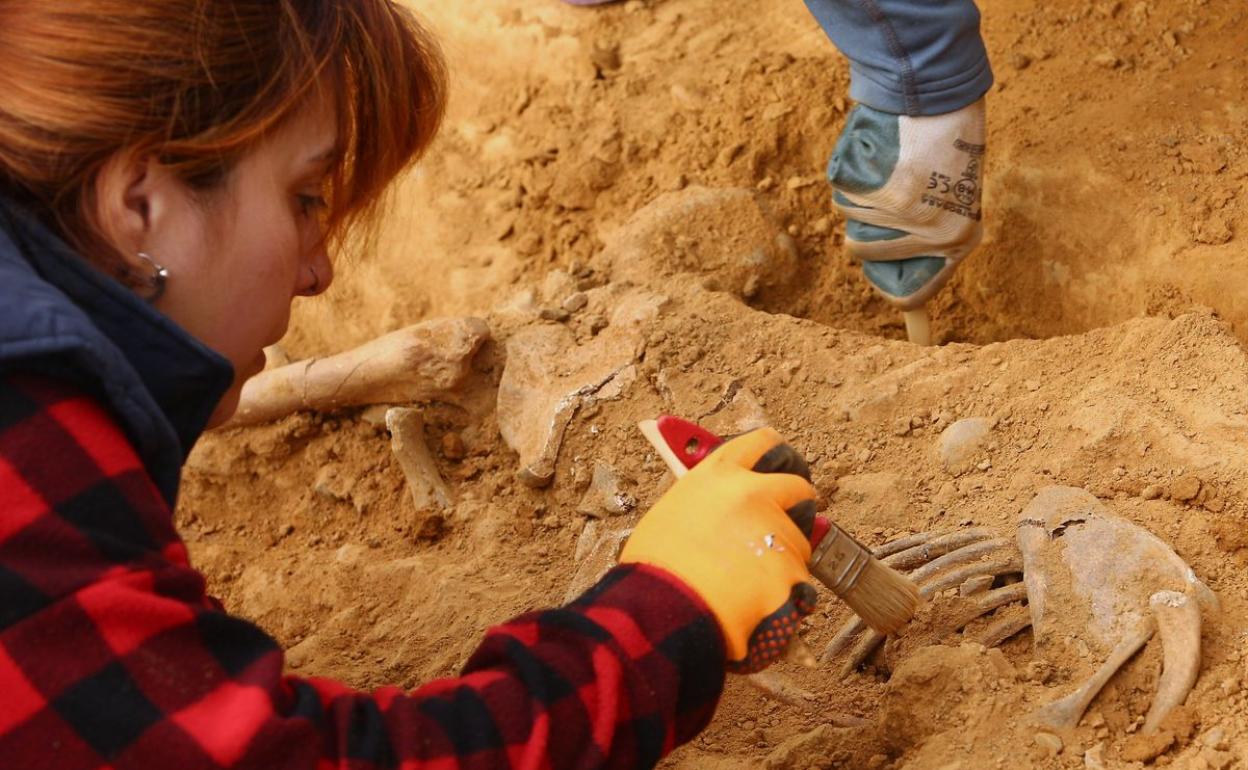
[{"xmin": 297, "ymin": 245, "xmax": 334, "ymax": 297}]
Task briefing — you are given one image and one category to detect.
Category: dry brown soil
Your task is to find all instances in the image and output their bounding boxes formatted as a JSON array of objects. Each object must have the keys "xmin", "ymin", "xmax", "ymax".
[{"xmin": 180, "ymin": 1, "xmax": 1248, "ymax": 768}]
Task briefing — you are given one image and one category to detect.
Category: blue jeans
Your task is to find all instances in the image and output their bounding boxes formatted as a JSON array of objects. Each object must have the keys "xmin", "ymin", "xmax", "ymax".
[{"xmin": 803, "ymin": 0, "xmax": 993, "ymax": 116}]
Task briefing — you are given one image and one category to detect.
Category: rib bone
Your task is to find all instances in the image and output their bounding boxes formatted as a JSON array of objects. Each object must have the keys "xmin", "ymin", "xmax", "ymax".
[
  {"xmin": 951, "ymin": 583, "xmax": 1029, "ymax": 630},
  {"xmin": 883, "ymin": 529, "xmax": 997, "ymax": 570},
  {"xmin": 1029, "ymin": 618, "xmax": 1156, "ymax": 731},
  {"xmin": 829, "ymin": 552, "xmax": 1024, "ymax": 667},
  {"xmin": 1143, "ymin": 591, "xmax": 1201, "ymax": 733},
  {"xmin": 974, "ymin": 607, "xmax": 1032, "ymax": 648},
  {"xmin": 907, "ymin": 539, "xmax": 1014, "ymax": 584},
  {"xmin": 872, "ymin": 531, "xmax": 938, "ymax": 558},
  {"xmin": 226, "ymin": 318, "xmax": 490, "ymax": 427}
]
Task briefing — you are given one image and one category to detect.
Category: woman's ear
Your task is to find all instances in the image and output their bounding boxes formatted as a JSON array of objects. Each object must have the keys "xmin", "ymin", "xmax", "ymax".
[{"xmin": 93, "ymin": 151, "xmax": 153, "ymax": 263}]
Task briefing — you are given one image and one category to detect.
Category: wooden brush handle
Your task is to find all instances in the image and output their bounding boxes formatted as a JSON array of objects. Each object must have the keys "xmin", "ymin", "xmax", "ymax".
[{"xmin": 808, "ymin": 521, "xmax": 874, "ymax": 598}]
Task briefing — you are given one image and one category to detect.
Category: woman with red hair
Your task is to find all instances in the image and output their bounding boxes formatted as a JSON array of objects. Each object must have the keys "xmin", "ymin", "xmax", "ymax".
[{"xmin": 0, "ymin": 2, "xmax": 819, "ymax": 768}]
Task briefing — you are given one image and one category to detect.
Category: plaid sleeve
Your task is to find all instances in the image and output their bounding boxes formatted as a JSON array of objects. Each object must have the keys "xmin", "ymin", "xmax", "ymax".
[{"xmin": 0, "ymin": 373, "xmax": 726, "ymax": 770}]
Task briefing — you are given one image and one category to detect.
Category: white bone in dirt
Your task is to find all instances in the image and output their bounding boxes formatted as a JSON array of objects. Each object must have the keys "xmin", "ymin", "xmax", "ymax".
[
  {"xmin": 745, "ymin": 671, "xmax": 818, "ymax": 709},
  {"xmin": 959, "ymin": 575, "xmax": 995, "ymax": 596},
  {"xmin": 1018, "ymin": 487, "xmax": 1217, "ymax": 736},
  {"xmin": 884, "ymin": 528, "xmax": 997, "ymax": 570},
  {"xmin": 1029, "ymin": 618, "xmax": 1156, "ymax": 731},
  {"xmin": 873, "ymin": 531, "xmax": 938, "ymax": 558},
  {"xmin": 386, "ymin": 408, "xmax": 452, "ymax": 512},
  {"xmin": 951, "ymin": 582, "xmax": 1029, "ymax": 630},
  {"xmin": 227, "ymin": 318, "xmax": 491, "ymax": 427},
  {"xmin": 974, "ymin": 607, "xmax": 1032, "ymax": 648},
  {"xmin": 826, "ymin": 549, "xmax": 1023, "ymax": 666},
  {"xmin": 498, "ymin": 292, "xmax": 662, "ymax": 487},
  {"xmin": 1017, "ymin": 486, "xmax": 1217, "ymax": 658},
  {"xmin": 905, "ymin": 538, "xmax": 1014, "ymax": 584},
  {"xmin": 1143, "ymin": 590, "xmax": 1202, "ymax": 733}
]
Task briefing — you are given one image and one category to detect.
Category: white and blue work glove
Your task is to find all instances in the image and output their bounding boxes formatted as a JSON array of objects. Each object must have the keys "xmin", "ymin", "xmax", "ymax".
[{"xmin": 828, "ymin": 99, "xmax": 986, "ymax": 310}]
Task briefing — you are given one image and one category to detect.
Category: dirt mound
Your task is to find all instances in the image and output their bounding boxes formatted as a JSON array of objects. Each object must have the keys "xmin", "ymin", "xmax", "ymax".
[{"xmin": 180, "ymin": 1, "xmax": 1248, "ymax": 768}]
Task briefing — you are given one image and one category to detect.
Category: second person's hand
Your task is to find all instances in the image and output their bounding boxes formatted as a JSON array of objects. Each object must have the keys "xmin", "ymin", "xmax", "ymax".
[{"xmin": 828, "ymin": 98, "xmax": 987, "ymax": 311}]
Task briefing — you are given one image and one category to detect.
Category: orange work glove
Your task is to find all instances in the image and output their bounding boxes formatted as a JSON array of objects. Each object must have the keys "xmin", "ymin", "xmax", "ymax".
[{"xmin": 620, "ymin": 428, "xmax": 820, "ymax": 673}]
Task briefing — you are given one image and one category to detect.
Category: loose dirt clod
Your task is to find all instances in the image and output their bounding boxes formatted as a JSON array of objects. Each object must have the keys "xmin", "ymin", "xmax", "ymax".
[{"xmin": 937, "ymin": 418, "xmax": 994, "ymax": 473}]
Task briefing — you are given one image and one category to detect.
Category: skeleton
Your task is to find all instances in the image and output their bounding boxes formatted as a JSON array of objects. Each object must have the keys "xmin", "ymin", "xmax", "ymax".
[{"xmin": 823, "ymin": 486, "xmax": 1217, "ymax": 734}]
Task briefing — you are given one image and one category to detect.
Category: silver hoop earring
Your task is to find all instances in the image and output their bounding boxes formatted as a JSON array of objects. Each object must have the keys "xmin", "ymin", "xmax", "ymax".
[{"xmin": 135, "ymin": 252, "xmax": 169, "ymax": 303}]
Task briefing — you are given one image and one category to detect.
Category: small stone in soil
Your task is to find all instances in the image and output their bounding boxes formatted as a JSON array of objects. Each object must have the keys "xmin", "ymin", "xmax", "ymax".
[{"xmin": 1170, "ymin": 475, "xmax": 1202, "ymax": 502}]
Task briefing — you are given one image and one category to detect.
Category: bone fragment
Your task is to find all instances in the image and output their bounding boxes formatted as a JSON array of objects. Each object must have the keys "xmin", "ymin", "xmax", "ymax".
[
  {"xmin": 919, "ymin": 554, "xmax": 1023, "ymax": 600},
  {"xmin": 263, "ymin": 344, "xmax": 292, "ymax": 368},
  {"xmin": 1017, "ymin": 517, "xmax": 1051, "ymax": 638},
  {"xmin": 1017, "ymin": 486, "xmax": 1218, "ymax": 650},
  {"xmin": 386, "ymin": 408, "xmax": 452, "ymax": 512},
  {"xmin": 745, "ymin": 670, "xmax": 817, "ymax": 708},
  {"xmin": 841, "ymin": 629, "xmax": 886, "ymax": 676},
  {"xmin": 499, "ymin": 306, "xmax": 655, "ymax": 488},
  {"xmin": 907, "ymin": 539, "xmax": 1015, "ymax": 584},
  {"xmin": 884, "ymin": 529, "xmax": 996, "ymax": 571},
  {"xmin": 825, "ymin": 552, "xmax": 1023, "ymax": 663},
  {"xmin": 959, "ymin": 575, "xmax": 996, "ymax": 597},
  {"xmin": 1143, "ymin": 591, "xmax": 1202, "ymax": 734},
  {"xmin": 873, "ymin": 531, "xmax": 939, "ymax": 558},
  {"xmin": 952, "ymin": 583, "xmax": 1030, "ymax": 630},
  {"xmin": 227, "ymin": 318, "xmax": 490, "ymax": 427},
  {"xmin": 563, "ymin": 527, "xmax": 632, "ymax": 604},
  {"xmin": 974, "ymin": 607, "xmax": 1033, "ymax": 648},
  {"xmin": 1030, "ymin": 619, "xmax": 1156, "ymax": 731},
  {"xmin": 841, "ymin": 577, "xmax": 1031, "ymax": 673},
  {"xmin": 822, "ymin": 616, "xmax": 870, "ymax": 662}
]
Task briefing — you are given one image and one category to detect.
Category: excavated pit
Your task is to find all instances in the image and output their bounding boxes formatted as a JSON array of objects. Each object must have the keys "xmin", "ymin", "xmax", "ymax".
[{"xmin": 180, "ymin": 1, "xmax": 1248, "ymax": 767}]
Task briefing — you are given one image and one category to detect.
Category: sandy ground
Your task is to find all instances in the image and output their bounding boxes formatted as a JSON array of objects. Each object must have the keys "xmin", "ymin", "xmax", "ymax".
[{"xmin": 180, "ymin": 1, "xmax": 1248, "ymax": 767}]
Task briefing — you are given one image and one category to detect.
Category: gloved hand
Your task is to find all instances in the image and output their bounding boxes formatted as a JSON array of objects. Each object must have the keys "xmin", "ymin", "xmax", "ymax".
[
  {"xmin": 828, "ymin": 98, "xmax": 986, "ymax": 310},
  {"xmin": 620, "ymin": 428, "xmax": 820, "ymax": 674}
]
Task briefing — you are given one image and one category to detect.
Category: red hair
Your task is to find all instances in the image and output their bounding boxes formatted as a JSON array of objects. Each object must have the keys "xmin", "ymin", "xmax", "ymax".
[{"xmin": 0, "ymin": 0, "xmax": 447, "ymax": 279}]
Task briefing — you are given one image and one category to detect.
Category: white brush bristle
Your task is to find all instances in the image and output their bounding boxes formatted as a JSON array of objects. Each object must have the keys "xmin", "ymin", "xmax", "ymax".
[{"xmin": 843, "ymin": 559, "xmax": 921, "ymax": 635}]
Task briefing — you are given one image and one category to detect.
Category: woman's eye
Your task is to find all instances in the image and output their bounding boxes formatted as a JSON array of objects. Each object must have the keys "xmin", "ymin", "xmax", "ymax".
[{"xmin": 298, "ymin": 194, "xmax": 328, "ymax": 217}]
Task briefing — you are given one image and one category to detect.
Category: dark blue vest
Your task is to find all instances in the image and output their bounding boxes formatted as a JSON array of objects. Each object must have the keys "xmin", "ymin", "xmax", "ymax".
[{"xmin": 0, "ymin": 198, "xmax": 234, "ymax": 507}]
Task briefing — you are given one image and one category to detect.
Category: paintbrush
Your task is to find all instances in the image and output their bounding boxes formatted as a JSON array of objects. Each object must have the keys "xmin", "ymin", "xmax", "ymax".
[{"xmin": 639, "ymin": 416, "xmax": 920, "ymax": 635}]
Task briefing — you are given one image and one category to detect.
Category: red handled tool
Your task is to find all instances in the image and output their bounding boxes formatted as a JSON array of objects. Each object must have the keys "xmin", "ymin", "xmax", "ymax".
[
  {"xmin": 638, "ymin": 416, "xmax": 920, "ymax": 638},
  {"xmin": 639, "ymin": 416, "xmax": 833, "ymax": 550}
]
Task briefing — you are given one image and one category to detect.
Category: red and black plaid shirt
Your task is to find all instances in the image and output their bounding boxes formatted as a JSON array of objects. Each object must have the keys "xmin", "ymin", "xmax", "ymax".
[{"xmin": 0, "ymin": 373, "xmax": 726, "ymax": 769}]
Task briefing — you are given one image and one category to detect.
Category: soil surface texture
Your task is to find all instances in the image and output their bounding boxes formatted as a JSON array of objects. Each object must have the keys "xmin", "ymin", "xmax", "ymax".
[{"xmin": 181, "ymin": 2, "xmax": 1248, "ymax": 768}]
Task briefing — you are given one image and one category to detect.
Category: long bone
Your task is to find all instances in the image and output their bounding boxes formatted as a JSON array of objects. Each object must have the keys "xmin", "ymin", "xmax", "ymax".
[
  {"xmin": 1143, "ymin": 591, "xmax": 1201, "ymax": 733},
  {"xmin": 225, "ymin": 318, "xmax": 491, "ymax": 427},
  {"xmin": 1029, "ymin": 618, "xmax": 1156, "ymax": 731}
]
